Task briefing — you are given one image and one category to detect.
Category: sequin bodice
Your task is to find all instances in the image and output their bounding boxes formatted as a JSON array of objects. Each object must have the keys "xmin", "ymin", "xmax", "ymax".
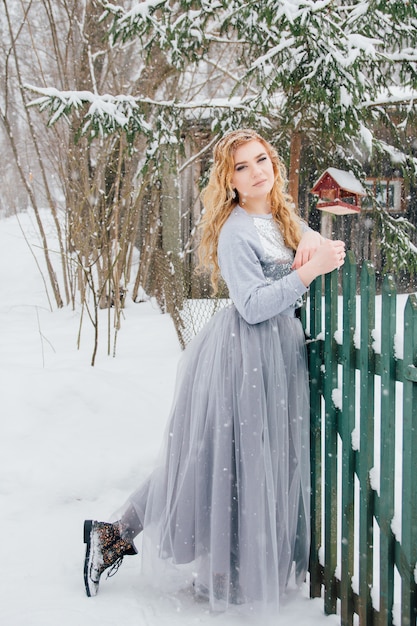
[{"xmin": 252, "ymin": 216, "xmax": 294, "ymax": 283}]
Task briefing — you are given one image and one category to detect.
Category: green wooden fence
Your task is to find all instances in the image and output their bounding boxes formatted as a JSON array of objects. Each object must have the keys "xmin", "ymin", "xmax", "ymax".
[{"xmin": 303, "ymin": 251, "xmax": 417, "ymax": 626}]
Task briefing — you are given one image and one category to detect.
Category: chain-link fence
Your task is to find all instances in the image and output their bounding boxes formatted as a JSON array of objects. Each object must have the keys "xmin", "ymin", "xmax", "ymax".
[
  {"xmin": 175, "ymin": 297, "xmax": 231, "ymax": 347},
  {"xmin": 144, "ymin": 244, "xmax": 231, "ymax": 348}
]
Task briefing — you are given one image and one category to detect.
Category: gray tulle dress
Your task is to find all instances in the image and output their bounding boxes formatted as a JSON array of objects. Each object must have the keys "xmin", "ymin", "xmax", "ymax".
[{"xmin": 125, "ymin": 206, "xmax": 311, "ymax": 614}]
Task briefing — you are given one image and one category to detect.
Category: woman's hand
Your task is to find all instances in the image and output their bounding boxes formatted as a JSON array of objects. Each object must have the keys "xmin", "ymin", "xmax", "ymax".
[
  {"xmin": 292, "ymin": 230, "xmax": 323, "ymax": 269},
  {"xmin": 296, "ymin": 238, "xmax": 346, "ymax": 287}
]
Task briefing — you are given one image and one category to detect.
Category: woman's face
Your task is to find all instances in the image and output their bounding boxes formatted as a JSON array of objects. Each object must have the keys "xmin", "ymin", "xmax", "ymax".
[{"xmin": 230, "ymin": 139, "xmax": 275, "ymax": 204}]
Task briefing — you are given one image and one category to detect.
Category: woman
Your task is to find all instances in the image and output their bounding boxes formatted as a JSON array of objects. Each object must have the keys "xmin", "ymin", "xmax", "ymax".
[{"xmin": 83, "ymin": 129, "xmax": 345, "ymax": 613}]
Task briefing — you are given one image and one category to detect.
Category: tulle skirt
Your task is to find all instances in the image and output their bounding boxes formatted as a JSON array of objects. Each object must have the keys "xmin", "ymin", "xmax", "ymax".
[{"xmin": 126, "ymin": 304, "xmax": 310, "ymax": 613}]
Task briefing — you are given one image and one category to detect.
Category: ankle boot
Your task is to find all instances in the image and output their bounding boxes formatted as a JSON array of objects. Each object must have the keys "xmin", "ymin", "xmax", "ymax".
[{"xmin": 83, "ymin": 519, "xmax": 137, "ymax": 597}]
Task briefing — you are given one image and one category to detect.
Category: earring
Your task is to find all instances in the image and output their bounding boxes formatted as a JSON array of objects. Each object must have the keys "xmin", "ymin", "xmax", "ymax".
[{"xmin": 231, "ymin": 189, "xmax": 237, "ymax": 200}]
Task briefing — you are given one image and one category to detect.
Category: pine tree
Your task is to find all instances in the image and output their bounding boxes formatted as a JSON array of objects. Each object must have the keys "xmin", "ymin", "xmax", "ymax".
[{"xmin": 28, "ymin": 0, "xmax": 417, "ymax": 275}]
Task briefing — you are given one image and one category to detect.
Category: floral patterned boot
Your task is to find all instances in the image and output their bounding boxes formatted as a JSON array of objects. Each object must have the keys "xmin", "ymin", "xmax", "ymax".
[{"xmin": 83, "ymin": 519, "xmax": 137, "ymax": 597}]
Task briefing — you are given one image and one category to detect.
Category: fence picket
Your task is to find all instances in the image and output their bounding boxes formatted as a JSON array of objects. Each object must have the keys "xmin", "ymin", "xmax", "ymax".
[
  {"xmin": 401, "ymin": 293, "xmax": 417, "ymax": 626},
  {"xmin": 358, "ymin": 261, "xmax": 376, "ymax": 626},
  {"xmin": 323, "ymin": 270, "xmax": 339, "ymax": 615},
  {"xmin": 309, "ymin": 276, "xmax": 324, "ymax": 599},
  {"xmin": 379, "ymin": 275, "xmax": 397, "ymax": 625},
  {"xmin": 340, "ymin": 253, "xmax": 357, "ymax": 626}
]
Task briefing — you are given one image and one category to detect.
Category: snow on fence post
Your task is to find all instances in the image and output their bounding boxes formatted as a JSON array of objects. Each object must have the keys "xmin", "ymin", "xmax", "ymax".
[
  {"xmin": 305, "ymin": 255, "xmax": 417, "ymax": 626},
  {"xmin": 401, "ymin": 293, "xmax": 417, "ymax": 626}
]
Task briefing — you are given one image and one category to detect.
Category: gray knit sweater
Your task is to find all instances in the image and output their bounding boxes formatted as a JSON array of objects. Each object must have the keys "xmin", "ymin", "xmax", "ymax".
[{"xmin": 218, "ymin": 205, "xmax": 308, "ymax": 324}]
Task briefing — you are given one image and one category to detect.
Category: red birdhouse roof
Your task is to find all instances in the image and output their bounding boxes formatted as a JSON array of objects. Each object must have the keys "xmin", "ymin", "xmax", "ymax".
[{"xmin": 311, "ymin": 167, "xmax": 366, "ymax": 196}]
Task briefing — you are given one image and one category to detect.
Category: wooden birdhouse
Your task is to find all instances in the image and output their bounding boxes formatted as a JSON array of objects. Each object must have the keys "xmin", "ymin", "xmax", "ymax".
[{"xmin": 311, "ymin": 167, "xmax": 366, "ymax": 215}]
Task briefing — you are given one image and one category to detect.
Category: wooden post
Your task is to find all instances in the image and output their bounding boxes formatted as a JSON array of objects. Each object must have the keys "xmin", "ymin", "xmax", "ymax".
[
  {"xmin": 340, "ymin": 253, "xmax": 357, "ymax": 626},
  {"xmin": 379, "ymin": 275, "xmax": 397, "ymax": 625},
  {"xmin": 323, "ymin": 269, "xmax": 339, "ymax": 615},
  {"xmin": 309, "ymin": 276, "xmax": 324, "ymax": 598},
  {"xmin": 358, "ymin": 262, "xmax": 376, "ymax": 625},
  {"xmin": 401, "ymin": 294, "xmax": 417, "ymax": 626}
]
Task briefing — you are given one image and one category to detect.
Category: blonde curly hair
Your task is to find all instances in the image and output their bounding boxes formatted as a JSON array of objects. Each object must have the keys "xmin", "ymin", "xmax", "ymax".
[{"xmin": 199, "ymin": 129, "xmax": 302, "ymax": 293}]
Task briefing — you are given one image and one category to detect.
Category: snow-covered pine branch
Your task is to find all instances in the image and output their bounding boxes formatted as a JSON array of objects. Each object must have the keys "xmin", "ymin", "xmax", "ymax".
[{"xmin": 26, "ymin": 84, "xmax": 265, "ymax": 145}]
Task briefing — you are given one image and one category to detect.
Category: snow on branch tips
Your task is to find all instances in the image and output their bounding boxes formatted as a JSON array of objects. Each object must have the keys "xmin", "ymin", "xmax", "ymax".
[
  {"xmin": 26, "ymin": 86, "xmax": 143, "ymax": 136},
  {"xmin": 26, "ymin": 86, "xmax": 92, "ymax": 125},
  {"xmin": 100, "ymin": 0, "xmax": 168, "ymax": 44}
]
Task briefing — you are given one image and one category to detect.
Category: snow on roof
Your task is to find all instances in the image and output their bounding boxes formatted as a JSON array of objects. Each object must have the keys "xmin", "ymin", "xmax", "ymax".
[{"xmin": 314, "ymin": 167, "xmax": 366, "ymax": 195}]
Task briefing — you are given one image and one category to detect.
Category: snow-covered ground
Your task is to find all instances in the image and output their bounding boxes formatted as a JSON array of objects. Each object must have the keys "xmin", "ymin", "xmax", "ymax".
[{"xmin": 0, "ymin": 210, "xmax": 339, "ymax": 626}]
